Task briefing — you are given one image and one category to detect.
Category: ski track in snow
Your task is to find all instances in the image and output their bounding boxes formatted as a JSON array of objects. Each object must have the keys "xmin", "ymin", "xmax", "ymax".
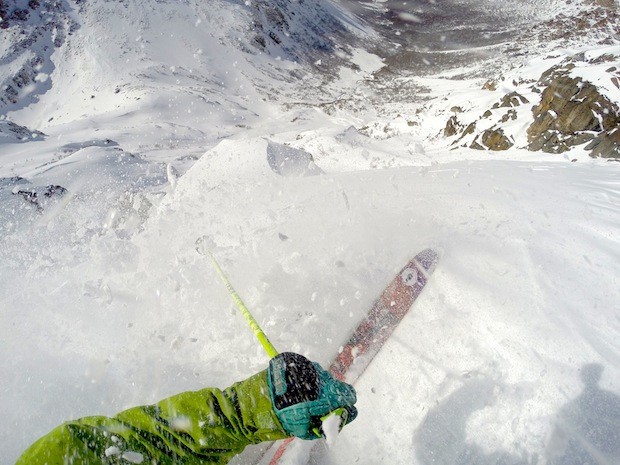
[{"xmin": 1, "ymin": 1, "xmax": 620, "ymax": 464}]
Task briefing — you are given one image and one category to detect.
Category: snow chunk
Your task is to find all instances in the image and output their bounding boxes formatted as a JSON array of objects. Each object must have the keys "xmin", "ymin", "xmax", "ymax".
[
  {"xmin": 104, "ymin": 446, "xmax": 121, "ymax": 457},
  {"xmin": 170, "ymin": 415, "xmax": 192, "ymax": 431},
  {"xmin": 122, "ymin": 451, "xmax": 144, "ymax": 463},
  {"xmin": 322, "ymin": 412, "xmax": 343, "ymax": 447},
  {"xmin": 398, "ymin": 12, "xmax": 422, "ymax": 23},
  {"xmin": 266, "ymin": 142, "xmax": 323, "ymax": 177}
]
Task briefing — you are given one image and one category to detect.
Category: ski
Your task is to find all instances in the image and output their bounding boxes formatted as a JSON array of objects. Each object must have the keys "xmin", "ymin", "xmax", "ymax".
[{"xmin": 263, "ymin": 248, "xmax": 440, "ymax": 465}]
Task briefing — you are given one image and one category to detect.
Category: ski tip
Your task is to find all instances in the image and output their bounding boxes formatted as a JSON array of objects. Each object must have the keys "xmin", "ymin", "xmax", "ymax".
[{"xmin": 413, "ymin": 247, "xmax": 441, "ymax": 275}]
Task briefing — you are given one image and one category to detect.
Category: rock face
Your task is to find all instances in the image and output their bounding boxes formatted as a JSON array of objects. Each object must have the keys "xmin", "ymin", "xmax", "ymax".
[
  {"xmin": 445, "ymin": 91, "xmax": 526, "ymax": 151},
  {"xmin": 586, "ymin": 128, "xmax": 620, "ymax": 158},
  {"xmin": 248, "ymin": 0, "xmax": 355, "ymax": 66},
  {"xmin": 443, "ymin": 50, "xmax": 620, "ymax": 159},
  {"xmin": 527, "ymin": 65, "xmax": 620, "ymax": 156},
  {"xmin": 0, "ymin": 1, "xmax": 73, "ymax": 109},
  {"xmin": 493, "ymin": 92, "xmax": 530, "ymax": 110},
  {"xmin": 475, "ymin": 129, "xmax": 514, "ymax": 151},
  {"xmin": 0, "ymin": 120, "xmax": 46, "ymax": 143},
  {"xmin": 0, "ymin": 1, "xmax": 41, "ymax": 28}
]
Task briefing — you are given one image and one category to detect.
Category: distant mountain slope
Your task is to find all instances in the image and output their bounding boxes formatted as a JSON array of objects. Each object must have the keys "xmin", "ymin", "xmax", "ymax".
[
  {"xmin": 0, "ymin": 0, "xmax": 73, "ymax": 111},
  {"xmin": 1, "ymin": 0, "xmax": 368, "ymax": 132}
]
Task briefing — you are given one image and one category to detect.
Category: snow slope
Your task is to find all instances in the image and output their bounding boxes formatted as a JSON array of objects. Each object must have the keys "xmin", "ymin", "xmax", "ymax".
[
  {"xmin": 3, "ymin": 137, "xmax": 619, "ymax": 464},
  {"xmin": 1, "ymin": 0, "xmax": 620, "ymax": 464}
]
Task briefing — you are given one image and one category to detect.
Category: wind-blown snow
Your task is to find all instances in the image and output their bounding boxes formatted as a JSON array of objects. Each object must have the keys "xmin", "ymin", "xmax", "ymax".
[{"xmin": 1, "ymin": 1, "xmax": 619, "ymax": 464}]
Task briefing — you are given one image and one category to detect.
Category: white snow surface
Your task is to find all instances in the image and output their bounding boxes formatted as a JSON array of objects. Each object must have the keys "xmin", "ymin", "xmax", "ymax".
[{"xmin": 1, "ymin": 1, "xmax": 620, "ymax": 464}]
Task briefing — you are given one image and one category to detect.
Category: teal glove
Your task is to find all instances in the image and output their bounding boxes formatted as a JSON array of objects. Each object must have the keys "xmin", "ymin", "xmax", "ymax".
[{"xmin": 267, "ymin": 352, "xmax": 358, "ymax": 440}]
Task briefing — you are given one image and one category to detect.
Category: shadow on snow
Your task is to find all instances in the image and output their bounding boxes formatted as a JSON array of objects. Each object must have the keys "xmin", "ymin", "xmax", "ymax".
[{"xmin": 413, "ymin": 363, "xmax": 620, "ymax": 465}]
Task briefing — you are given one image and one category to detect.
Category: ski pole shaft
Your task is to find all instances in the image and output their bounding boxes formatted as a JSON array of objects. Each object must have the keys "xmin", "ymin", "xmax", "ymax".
[{"xmin": 204, "ymin": 250, "xmax": 279, "ymax": 359}]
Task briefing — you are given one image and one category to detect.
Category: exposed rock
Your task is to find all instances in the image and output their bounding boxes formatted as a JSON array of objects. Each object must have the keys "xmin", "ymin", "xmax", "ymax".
[
  {"xmin": 470, "ymin": 140, "xmax": 485, "ymax": 150},
  {"xmin": 0, "ymin": 176, "xmax": 29, "ymax": 188},
  {"xmin": 533, "ymin": 5, "xmax": 620, "ymax": 43},
  {"xmin": 483, "ymin": 80, "xmax": 498, "ymax": 91},
  {"xmin": 461, "ymin": 122, "xmax": 477, "ymax": 138},
  {"xmin": 444, "ymin": 49, "xmax": 620, "ymax": 158},
  {"xmin": 534, "ymin": 76, "xmax": 618, "ymax": 131},
  {"xmin": 565, "ymin": 132, "xmax": 596, "ymax": 147},
  {"xmin": 527, "ymin": 66, "xmax": 620, "ymax": 155},
  {"xmin": 0, "ymin": 0, "xmax": 41, "ymax": 28},
  {"xmin": 0, "ymin": 1, "xmax": 75, "ymax": 108},
  {"xmin": 12, "ymin": 184, "xmax": 68, "ymax": 212},
  {"xmin": 471, "ymin": 128, "xmax": 514, "ymax": 151},
  {"xmin": 500, "ymin": 109, "xmax": 518, "ymax": 123},
  {"xmin": 492, "ymin": 92, "xmax": 530, "ymax": 109},
  {"xmin": 248, "ymin": 0, "xmax": 353, "ymax": 67},
  {"xmin": 586, "ymin": 128, "xmax": 620, "ymax": 158},
  {"xmin": 528, "ymin": 130, "xmax": 571, "ymax": 153},
  {"xmin": 444, "ymin": 115, "xmax": 462, "ymax": 137},
  {"xmin": 0, "ymin": 120, "xmax": 46, "ymax": 142},
  {"xmin": 587, "ymin": 0, "xmax": 617, "ymax": 8},
  {"xmin": 0, "ymin": 1, "xmax": 7, "ymax": 28},
  {"xmin": 444, "ymin": 83, "xmax": 535, "ymax": 151}
]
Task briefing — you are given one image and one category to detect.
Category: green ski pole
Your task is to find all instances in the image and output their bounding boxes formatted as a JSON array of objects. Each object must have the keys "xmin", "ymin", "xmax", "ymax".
[
  {"xmin": 195, "ymin": 238, "xmax": 347, "ymax": 439},
  {"xmin": 199, "ymin": 246, "xmax": 279, "ymax": 359}
]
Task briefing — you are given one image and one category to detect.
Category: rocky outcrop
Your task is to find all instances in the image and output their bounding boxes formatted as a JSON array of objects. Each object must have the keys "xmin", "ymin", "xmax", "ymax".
[
  {"xmin": 0, "ymin": 1, "xmax": 42, "ymax": 29},
  {"xmin": 445, "ymin": 90, "xmax": 528, "ymax": 151},
  {"xmin": 0, "ymin": 1, "xmax": 7, "ymax": 27},
  {"xmin": 527, "ymin": 61, "xmax": 620, "ymax": 157},
  {"xmin": 493, "ymin": 92, "xmax": 530, "ymax": 109},
  {"xmin": 444, "ymin": 50, "xmax": 620, "ymax": 159},
  {"xmin": 531, "ymin": 2, "xmax": 619, "ymax": 44},
  {"xmin": 586, "ymin": 128, "xmax": 620, "ymax": 158},
  {"xmin": 12, "ymin": 184, "xmax": 67, "ymax": 213},
  {"xmin": 0, "ymin": 120, "xmax": 46, "ymax": 143},
  {"xmin": 472, "ymin": 129, "xmax": 514, "ymax": 151},
  {"xmin": 444, "ymin": 115, "xmax": 462, "ymax": 137}
]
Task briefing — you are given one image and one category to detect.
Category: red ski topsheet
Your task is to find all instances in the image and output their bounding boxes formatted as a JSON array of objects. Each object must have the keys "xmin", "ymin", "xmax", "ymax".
[
  {"xmin": 331, "ymin": 248, "xmax": 438, "ymax": 383},
  {"xmin": 266, "ymin": 249, "xmax": 439, "ymax": 465}
]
